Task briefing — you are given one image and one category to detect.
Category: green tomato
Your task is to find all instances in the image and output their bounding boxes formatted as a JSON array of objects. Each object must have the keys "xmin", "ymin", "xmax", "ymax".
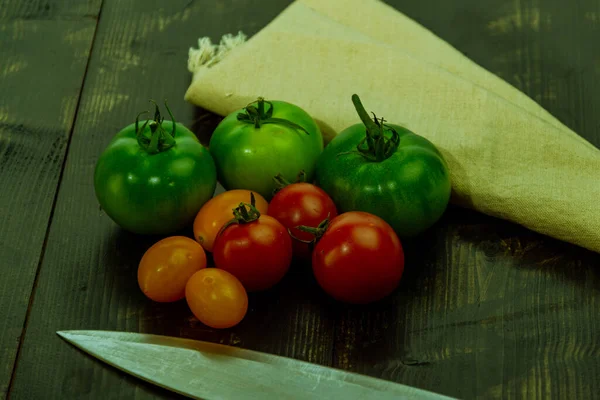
[
  {"xmin": 94, "ymin": 102, "xmax": 217, "ymax": 235},
  {"xmin": 208, "ymin": 98, "xmax": 323, "ymax": 200},
  {"xmin": 315, "ymin": 95, "xmax": 451, "ymax": 237}
]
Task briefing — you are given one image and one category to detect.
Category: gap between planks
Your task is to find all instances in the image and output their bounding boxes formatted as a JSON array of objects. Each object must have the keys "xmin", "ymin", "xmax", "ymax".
[{"xmin": 5, "ymin": 1, "xmax": 106, "ymax": 397}]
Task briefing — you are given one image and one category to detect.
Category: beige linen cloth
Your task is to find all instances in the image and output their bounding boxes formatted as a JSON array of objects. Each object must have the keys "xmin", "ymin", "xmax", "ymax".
[{"xmin": 184, "ymin": 0, "xmax": 600, "ymax": 254}]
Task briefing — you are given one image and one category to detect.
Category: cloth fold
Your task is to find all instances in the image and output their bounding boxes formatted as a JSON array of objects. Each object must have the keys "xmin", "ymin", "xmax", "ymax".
[{"xmin": 184, "ymin": 0, "xmax": 600, "ymax": 254}]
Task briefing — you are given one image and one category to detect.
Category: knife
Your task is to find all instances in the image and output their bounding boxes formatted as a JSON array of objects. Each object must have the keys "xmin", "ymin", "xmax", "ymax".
[{"xmin": 57, "ymin": 330, "xmax": 456, "ymax": 400}]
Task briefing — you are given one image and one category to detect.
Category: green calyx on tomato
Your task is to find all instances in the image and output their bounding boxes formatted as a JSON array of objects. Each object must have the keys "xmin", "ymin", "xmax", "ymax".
[
  {"xmin": 135, "ymin": 100, "xmax": 178, "ymax": 154},
  {"xmin": 315, "ymin": 94, "xmax": 451, "ymax": 238},
  {"xmin": 337, "ymin": 95, "xmax": 400, "ymax": 162},
  {"xmin": 218, "ymin": 192, "xmax": 261, "ymax": 235},
  {"xmin": 272, "ymin": 170, "xmax": 307, "ymax": 195},
  {"xmin": 289, "ymin": 214, "xmax": 331, "ymax": 247},
  {"xmin": 94, "ymin": 100, "xmax": 217, "ymax": 235},
  {"xmin": 209, "ymin": 97, "xmax": 323, "ymax": 201},
  {"xmin": 236, "ymin": 97, "xmax": 310, "ymax": 135}
]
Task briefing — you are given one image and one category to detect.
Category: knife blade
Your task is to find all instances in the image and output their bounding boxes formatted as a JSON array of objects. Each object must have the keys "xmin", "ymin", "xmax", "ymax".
[{"xmin": 57, "ymin": 330, "xmax": 456, "ymax": 400}]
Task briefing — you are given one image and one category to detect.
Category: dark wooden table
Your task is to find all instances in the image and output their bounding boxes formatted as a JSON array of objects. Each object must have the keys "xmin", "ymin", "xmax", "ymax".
[{"xmin": 2, "ymin": 0, "xmax": 600, "ymax": 399}]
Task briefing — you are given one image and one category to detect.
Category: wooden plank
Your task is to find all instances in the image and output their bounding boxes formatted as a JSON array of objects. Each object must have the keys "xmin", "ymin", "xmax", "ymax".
[
  {"xmin": 390, "ymin": 0, "xmax": 600, "ymax": 147},
  {"xmin": 332, "ymin": 0, "xmax": 600, "ymax": 398},
  {"xmin": 8, "ymin": 0, "xmax": 600, "ymax": 399},
  {"xmin": 332, "ymin": 208, "xmax": 600, "ymax": 399},
  {"xmin": 0, "ymin": 0, "xmax": 101, "ymax": 397},
  {"xmin": 0, "ymin": 0, "xmax": 100, "ymax": 19},
  {"xmin": 8, "ymin": 1, "xmax": 333, "ymax": 399}
]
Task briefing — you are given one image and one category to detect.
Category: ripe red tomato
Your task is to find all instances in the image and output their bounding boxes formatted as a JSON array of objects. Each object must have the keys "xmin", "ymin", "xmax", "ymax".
[
  {"xmin": 137, "ymin": 236, "xmax": 207, "ymax": 302},
  {"xmin": 310, "ymin": 211, "xmax": 404, "ymax": 304},
  {"xmin": 213, "ymin": 200, "xmax": 292, "ymax": 291},
  {"xmin": 268, "ymin": 181, "xmax": 338, "ymax": 260},
  {"xmin": 185, "ymin": 268, "xmax": 248, "ymax": 329},
  {"xmin": 193, "ymin": 189, "xmax": 269, "ymax": 252}
]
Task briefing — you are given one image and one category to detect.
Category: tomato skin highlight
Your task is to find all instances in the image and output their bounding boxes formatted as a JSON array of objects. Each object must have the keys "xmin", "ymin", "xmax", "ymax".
[
  {"xmin": 311, "ymin": 211, "xmax": 404, "ymax": 304},
  {"xmin": 193, "ymin": 190, "xmax": 269, "ymax": 252},
  {"xmin": 185, "ymin": 268, "xmax": 248, "ymax": 329},
  {"xmin": 268, "ymin": 182, "xmax": 338, "ymax": 260},
  {"xmin": 137, "ymin": 236, "xmax": 207, "ymax": 302},
  {"xmin": 213, "ymin": 215, "xmax": 293, "ymax": 292},
  {"xmin": 208, "ymin": 99, "xmax": 323, "ymax": 200},
  {"xmin": 95, "ymin": 116, "xmax": 217, "ymax": 235}
]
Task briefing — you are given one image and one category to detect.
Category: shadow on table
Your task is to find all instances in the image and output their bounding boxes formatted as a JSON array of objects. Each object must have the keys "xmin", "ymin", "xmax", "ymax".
[
  {"xmin": 442, "ymin": 204, "xmax": 600, "ymax": 290},
  {"xmin": 189, "ymin": 107, "xmax": 223, "ymax": 146}
]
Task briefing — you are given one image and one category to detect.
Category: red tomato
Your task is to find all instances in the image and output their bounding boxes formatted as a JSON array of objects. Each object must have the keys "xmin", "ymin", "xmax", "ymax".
[
  {"xmin": 311, "ymin": 211, "xmax": 404, "ymax": 304},
  {"xmin": 185, "ymin": 268, "xmax": 248, "ymax": 329},
  {"xmin": 268, "ymin": 182, "xmax": 338, "ymax": 259},
  {"xmin": 138, "ymin": 236, "xmax": 207, "ymax": 302},
  {"xmin": 213, "ymin": 214, "xmax": 293, "ymax": 292},
  {"xmin": 193, "ymin": 189, "xmax": 269, "ymax": 253}
]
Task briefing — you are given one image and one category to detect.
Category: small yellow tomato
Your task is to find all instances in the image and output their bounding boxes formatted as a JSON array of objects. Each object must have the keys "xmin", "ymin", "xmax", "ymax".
[
  {"xmin": 137, "ymin": 236, "xmax": 207, "ymax": 302},
  {"xmin": 185, "ymin": 268, "xmax": 248, "ymax": 329}
]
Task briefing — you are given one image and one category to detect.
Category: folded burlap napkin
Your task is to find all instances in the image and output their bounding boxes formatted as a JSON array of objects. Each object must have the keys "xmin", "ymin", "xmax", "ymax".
[{"xmin": 184, "ymin": 0, "xmax": 600, "ymax": 254}]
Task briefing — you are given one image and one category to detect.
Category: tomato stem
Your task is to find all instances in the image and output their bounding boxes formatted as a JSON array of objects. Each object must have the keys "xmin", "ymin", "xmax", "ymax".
[
  {"xmin": 236, "ymin": 97, "xmax": 310, "ymax": 135},
  {"xmin": 136, "ymin": 99, "xmax": 177, "ymax": 155},
  {"xmin": 295, "ymin": 170, "xmax": 307, "ymax": 183},
  {"xmin": 272, "ymin": 173, "xmax": 292, "ymax": 193},
  {"xmin": 289, "ymin": 213, "xmax": 331, "ymax": 246},
  {"xmin": 218, "ymin": 192, "xmax": 261, "ymax": 236},
  {"xmin": 271, "ymin": 170, "xmax": 307, "ymax": 195},
  {"xmin": 337, "ymin": 94, "xmax": 400, "ymax": 162}
]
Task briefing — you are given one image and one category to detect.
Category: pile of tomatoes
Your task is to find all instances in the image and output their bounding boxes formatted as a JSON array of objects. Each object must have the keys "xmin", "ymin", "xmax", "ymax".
[{"xmin": 94, "ymin": 95, "xmax": 451, "ymax": 329}]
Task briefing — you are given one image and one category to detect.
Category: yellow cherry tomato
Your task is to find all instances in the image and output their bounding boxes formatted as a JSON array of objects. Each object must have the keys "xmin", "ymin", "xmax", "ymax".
[
  {"xmin": 185, "ymin": 268, "xmax": 248, "ymax": 329},
  {"xmin": 137, "ymin": 236, "xmax": 207, "ymax": 302}
]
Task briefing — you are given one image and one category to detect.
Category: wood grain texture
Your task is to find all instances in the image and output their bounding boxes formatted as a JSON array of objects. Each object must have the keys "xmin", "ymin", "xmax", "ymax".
[
  {"xmin": 332, "ymin": 207, "xmax": 600, "ymax": 399},
  {"xmin": 8, "ymin": 1, "xmax": 332, "ymax": 399},
  {"xmin": 332, "ymin": 1, "xmax": 600, "ymax": 399},
  {"xmin": 0, "ymin": 0, "xmax": 101, "ymax": 397},
  {"xmin": 0, "ymin": 0, "xmax": 100, "ymax": 20},
  {"xmin": 389, "ymin": 0, "xmax": 600, "ymax": 148},
  {"xmin": 5, "ymin": 0, "xmax": 600, "ymax": 399}
]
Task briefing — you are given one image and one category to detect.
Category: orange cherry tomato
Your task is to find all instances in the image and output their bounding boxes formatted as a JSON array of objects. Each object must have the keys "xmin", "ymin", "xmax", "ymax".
[
  {"xmin": 137, "ymin": 236, "xmax": 207, "ymax": 302},
  {"xmin": 185, "ymin": 268, "xmax": 248, "ymax": 329},
  {"xmin": 193, "ymin": 189, "xmax": 269, "ymax": 252}
]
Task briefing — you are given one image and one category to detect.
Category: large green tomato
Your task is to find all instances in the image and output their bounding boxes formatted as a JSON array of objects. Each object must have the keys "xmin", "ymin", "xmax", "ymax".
[
  {"xmin": 94, "ymin": 102, "xmax": 217, "ymax": 235},
  {"xmin": 208, "ymin": 98, "xmax": 323, "ymax": 200},
  {"xmin": 315, "ymin": 95, "xmax": 451, "ymax": 237}
]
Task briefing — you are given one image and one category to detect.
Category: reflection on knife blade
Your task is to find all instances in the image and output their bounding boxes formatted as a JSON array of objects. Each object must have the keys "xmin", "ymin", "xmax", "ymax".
[{"xmin": 57, "ymin": 330, "xmax": 457, "ymax": 400}]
